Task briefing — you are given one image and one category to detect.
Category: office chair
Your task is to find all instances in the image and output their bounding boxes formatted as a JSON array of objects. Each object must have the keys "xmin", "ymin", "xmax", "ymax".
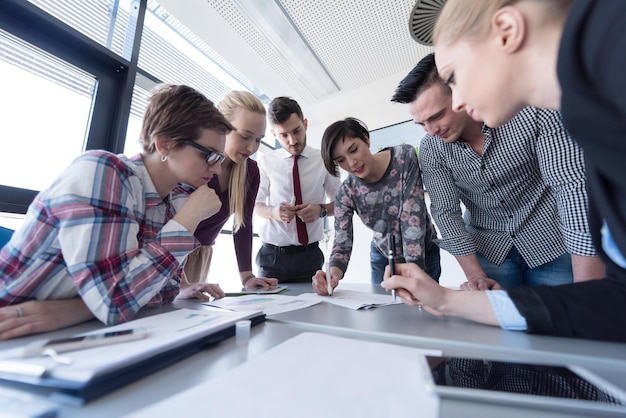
[{"xmin": 0, "ymin": 225, "xmax": 14, "ymax": 248}]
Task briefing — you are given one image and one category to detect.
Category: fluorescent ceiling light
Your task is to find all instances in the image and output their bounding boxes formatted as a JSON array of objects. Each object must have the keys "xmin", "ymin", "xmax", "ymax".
[{"xmin": 232, "ymin": 0, "xmax": 340, "ymax": 100}]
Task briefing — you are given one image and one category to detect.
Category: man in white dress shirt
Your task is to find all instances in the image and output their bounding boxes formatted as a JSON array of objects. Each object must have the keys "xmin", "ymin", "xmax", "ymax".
[{"xmin": 254, "ymin": 97, "xmax": 341, "ymax": 282}]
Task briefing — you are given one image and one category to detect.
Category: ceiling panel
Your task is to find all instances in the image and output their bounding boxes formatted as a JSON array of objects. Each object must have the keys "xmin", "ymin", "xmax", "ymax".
[{"xmin": 203, "ymin": 0, "xmax": 433, "ymax": 105}]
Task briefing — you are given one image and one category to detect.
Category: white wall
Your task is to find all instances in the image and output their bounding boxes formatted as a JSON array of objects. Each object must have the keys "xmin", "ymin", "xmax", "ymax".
[{"xmin": 304, "ymin": 69, "xmax": 417, "ymax": 148}]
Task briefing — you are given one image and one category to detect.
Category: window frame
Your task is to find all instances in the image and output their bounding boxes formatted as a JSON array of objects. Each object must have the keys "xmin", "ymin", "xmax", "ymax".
[{"xmin": 0, "ymin": 0, "xmax": 145, "ymax": 213}]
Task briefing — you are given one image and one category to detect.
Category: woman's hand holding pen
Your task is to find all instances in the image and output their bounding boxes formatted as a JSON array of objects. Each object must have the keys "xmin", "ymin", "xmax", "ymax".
[
  {"xmin": 383, "ymin": 263, "xmax": 501, "ymax": 326},
  {"xmin": 312, "ymin": 267, "xmax": 339, "ymax": 296},
  {"xmin": 381, "ymin": 263, "xmax": 451, "ymax": 316}
]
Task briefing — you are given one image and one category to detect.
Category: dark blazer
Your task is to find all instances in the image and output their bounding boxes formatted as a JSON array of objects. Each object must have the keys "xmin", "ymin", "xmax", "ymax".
[{"xmin": 508, "ymin": 0, "xmax": 626, "ymax": 341}]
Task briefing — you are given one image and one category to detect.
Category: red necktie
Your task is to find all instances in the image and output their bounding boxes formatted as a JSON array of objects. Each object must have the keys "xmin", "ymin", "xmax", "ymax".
[{"xmin": 292, "ymin": 155, "xmax": 309, "ymax": 245}]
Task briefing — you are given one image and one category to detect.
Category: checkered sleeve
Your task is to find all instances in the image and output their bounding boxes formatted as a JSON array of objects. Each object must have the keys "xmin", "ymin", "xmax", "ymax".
[
  {"xmin": 420, "ymin": 135, "xmax": 476, "ymax": 256},
  {"xmin": 535, "ymin": 109, "xmax": 596, "ymax": 255}
]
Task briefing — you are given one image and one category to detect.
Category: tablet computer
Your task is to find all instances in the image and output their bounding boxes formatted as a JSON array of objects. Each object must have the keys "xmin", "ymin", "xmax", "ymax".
[
  {"xmin": 224, "ymin": 286, "xmax": 288, "ymax": 296},
  {"xmin": 418, "ymin": 355, "xmax": 626, "ymax": 416}
]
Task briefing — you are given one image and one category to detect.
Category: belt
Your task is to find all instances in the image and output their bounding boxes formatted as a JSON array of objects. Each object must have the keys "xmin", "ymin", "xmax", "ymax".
[{"xmin": 263, "ymin": 242, "xmax": 319, "ymax": 255}]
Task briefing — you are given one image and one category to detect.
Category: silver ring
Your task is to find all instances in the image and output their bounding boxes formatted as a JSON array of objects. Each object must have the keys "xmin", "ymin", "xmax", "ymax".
[{"xmin": 15, "ymin": 306, "xmax": 23, "ymax": 318}]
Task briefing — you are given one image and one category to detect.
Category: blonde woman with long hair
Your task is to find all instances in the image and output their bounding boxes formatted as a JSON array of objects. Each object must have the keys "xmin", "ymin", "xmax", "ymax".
[
  {"xmin": 184, "ymin": 91, "xmax": 278, "ymax": 289},
  {"xmin": 383, "ymin": 0, "xmax": 626, "ymax": 342}
]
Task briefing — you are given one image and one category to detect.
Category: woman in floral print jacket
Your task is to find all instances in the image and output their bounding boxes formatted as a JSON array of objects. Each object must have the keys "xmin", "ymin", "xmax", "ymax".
[{"xmin": 312, "ymin": 117, "xmax": 440, "ymax": 296}]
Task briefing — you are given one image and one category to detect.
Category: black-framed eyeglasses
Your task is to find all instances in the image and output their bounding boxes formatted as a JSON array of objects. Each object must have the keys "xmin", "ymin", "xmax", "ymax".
[{"xmin": 181, "ymin": 139, "xmax": 225, "ymax": 166}]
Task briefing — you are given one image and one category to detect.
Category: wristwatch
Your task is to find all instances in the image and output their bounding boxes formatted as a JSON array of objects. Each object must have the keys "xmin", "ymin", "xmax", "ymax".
[{"xmin": 319, "ymin": 204, "xmax": 327, "ymax": 218}]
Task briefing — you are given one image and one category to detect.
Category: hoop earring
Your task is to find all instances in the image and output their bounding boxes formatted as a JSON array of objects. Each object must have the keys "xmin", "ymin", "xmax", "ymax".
[{"xmin": 161, "ymin": 155, "xmax": 168, "ymax": 162}]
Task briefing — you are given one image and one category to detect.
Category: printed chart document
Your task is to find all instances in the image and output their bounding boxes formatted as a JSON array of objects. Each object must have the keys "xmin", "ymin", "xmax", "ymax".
[
  {"xmin": 126, "ymin": 332, "xmax": 440, "ymax": 418},
  {"xmin": 297, "ymin": 289, "xmax": 403, "ymax": 310},
  {"xmin": 206, "ymin": 294, "xmax": 320, "ymax": 316},
  {"xmin": 0, "ymin": 308, "xmax": 263, "ymax": 402}
]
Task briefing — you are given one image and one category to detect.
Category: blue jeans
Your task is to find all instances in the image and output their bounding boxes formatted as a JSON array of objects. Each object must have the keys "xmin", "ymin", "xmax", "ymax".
[
  {"xmin": 370, "ymin": 239, "xmax": 441, "ymax": 284},
  {"xmin": 475, "ymin": 247, "xmax": 573, "ymax": 289}
]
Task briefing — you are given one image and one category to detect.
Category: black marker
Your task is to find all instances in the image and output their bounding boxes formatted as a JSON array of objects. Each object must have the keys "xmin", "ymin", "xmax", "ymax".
[{"xmin": 387, "ymin": 234, "xmax": 396, "ymax": 301}]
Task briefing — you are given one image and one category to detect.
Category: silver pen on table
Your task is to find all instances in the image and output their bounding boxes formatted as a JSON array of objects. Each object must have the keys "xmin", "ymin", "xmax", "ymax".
[{"xmin": 387, "ymin": 234, "xmax": 396, "ymax": 301}]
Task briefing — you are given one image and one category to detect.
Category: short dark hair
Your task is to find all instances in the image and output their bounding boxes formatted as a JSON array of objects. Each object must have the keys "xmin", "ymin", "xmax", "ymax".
[
  {"xmin": 267, "ymin": 96, "xmax": 304, "ymax": 125},
  {"xmin": 390, "ymin": 53, "xmax": 450, "ymax": 104},
  {"xmin": 141, "ymin": 84, "xmax": 234, "ymax": 153},
  {"xmin": 321, "ymin": 117, "xmax": 369, "ymax": 177}
]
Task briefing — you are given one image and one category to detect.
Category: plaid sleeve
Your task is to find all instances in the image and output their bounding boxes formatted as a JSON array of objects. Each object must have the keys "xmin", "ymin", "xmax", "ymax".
[{"xmin": 52, "ymin": 153, "xmax": 196, "ymax": 325}]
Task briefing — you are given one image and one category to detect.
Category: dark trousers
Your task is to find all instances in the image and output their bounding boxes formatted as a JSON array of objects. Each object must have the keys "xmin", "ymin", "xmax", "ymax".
[{"xmin": 256, "ymin": 242, "xmax": 324, "ymax": 283}]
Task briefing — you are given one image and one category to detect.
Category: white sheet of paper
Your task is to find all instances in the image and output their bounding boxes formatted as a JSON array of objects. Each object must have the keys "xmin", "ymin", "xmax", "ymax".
[
  {"xmin": 206, "ymin": 294, "xmax": 321, "ymax": 316},
  {"xmin": 125, "ymin": 332, "xmax": 440, "ymax": 418},
  {"xmin": 296, "ymin": 289, "xmax": 403, "ymax": 310}
]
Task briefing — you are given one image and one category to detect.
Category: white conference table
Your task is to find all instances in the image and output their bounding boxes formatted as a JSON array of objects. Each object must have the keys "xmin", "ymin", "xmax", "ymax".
[
  {"xmin": 1, "ymin": 283, "xmax": 625, "ymax": 417},
  {"xmin": 271, "ymin": 284, "xmax": 626, "ymax": 369}
]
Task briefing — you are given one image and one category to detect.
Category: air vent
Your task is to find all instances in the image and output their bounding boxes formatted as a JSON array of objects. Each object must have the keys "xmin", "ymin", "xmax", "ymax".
[{"xmin": 408, "ymin": 0, "xmax": 447, "ymax": 46}]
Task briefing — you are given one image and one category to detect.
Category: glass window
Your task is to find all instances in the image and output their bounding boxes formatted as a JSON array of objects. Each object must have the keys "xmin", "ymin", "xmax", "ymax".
[
  {"xmin": 123, "ymin": 1, "xmax": 254, "ymax": 156},
  {"xmin": 1, "ymin": 0, "xmax": 276, "ymax": 286},
  {"xmin": 123, "ymin": 83, "xmax": 150, "ymax": 157},
  {"xmin": 0, "ymin": 29, "xmax": 96, "ymax": 192},
  {"xmin": 27, "ymin": 0, "xmax": 135, "ymax": 60}
]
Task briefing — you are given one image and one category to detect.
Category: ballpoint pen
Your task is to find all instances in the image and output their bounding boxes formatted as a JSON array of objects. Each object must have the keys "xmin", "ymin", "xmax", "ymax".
[
  {"xmin": 325, "ymin": 262, "xmax": 333, "ymax": 296},
  {"xmin": 286, "ymin": 196, "xmax": 296, "ymax": 223},
  {"xmin": 387, "ymin": 234, "xmax": 396, "ymax": 301},
  {"xmin": 9, "ymin": 328, "xmax": 149, "ymax": 365}
]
